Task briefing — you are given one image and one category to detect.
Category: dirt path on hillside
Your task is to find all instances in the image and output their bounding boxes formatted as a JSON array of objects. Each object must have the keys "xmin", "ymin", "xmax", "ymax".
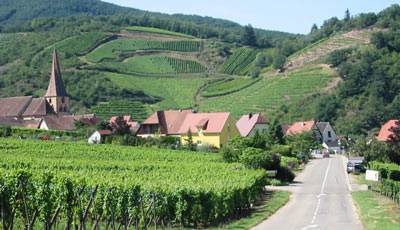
[{"xmin": 285, "ymin": 28, "xmax": 380, "ymax": 71}]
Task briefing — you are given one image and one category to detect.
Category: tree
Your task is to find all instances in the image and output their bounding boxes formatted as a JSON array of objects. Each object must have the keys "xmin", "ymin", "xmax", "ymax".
[
  {"xmin": 250, "ymin": 130, "xmax": 266, "ymax": 149},
  {"xmin": 310, "ymin": 24, "xmax": 318, "ymax": 34},
  {"xmin": 241, "ymin": 24, "xmax": 257, "ymax": 47},
  {"xmin": 110, "ymin": 116, "xmax": 131, "ymax": 135},
  {"xmin": 344, "ymin": 9, "xmax": 350, "ymax": 22},
  {"xmin": 387, "ymin": 120, "xmax": 400, "ymax": 164},
  {"xmin": 96, "ymin": 120, "xmax": 112, "ymax": 131},
  {"xmin": 185, "ymin": 129, "xmax": 196, "ymax": 151},
  {"xmin": 266, "ymin": 119, "xmax": 286, "ymax": 147},
  {"xmin": 272, "ymin": 54, "xmax": 286, "ymax": 70}
]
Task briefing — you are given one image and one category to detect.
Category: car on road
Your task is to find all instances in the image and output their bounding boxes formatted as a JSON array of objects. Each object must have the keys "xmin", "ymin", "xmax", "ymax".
[
  {"xmin": 323, "ymin": 152, "xmax": 329, "ymax": 158},
  {"xmin": 354, "ymin": 164, "xmax": 366, "ymax": 173},
  {"xmin": 347, "ymin": 162, "xmax": 366, "ymax": 174}
]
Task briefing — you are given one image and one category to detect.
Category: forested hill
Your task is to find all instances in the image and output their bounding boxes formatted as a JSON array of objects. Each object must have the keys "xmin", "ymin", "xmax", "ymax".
[{"xmin": 0, "ymin": 0, "xmax": 291, "ymax": 43}]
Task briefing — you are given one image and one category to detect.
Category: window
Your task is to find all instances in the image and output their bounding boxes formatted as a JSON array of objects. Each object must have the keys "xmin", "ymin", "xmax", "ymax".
[
  {"xmin": 197, "ymin": 140, "xmax": 202, "ymax": 145},
  {"xmin": 59, "ymin": 106, "xmax": 63, "ymax": 112},
  {"xmin": 328, "ymin": 131, "xmax": 331, "ymax": 138},
  {"xmin": 197, "ymin": 127, "xmax": 202, "ymax": 133},
  {"xmin": 64, "ymin": 106, "xmax": 67, "ymax": 112},
  {"xmin": 61, "ymin": 97, "xmax": 65, "ymax": 103},
  {"xmin": 49, "ymin": 98, "xmax": 52, "ymax": 103},
  {"xmin": 228, "ymin": 122, "xmax": 231, "ymax": 132}
]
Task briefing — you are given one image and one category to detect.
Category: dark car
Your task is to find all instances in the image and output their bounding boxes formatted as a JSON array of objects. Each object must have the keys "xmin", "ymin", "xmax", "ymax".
[{"xmin": 354, "ymin": 164, "xmax": 366, "ymax": 173}]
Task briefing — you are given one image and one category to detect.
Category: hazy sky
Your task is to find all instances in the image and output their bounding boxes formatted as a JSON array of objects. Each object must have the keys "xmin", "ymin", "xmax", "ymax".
[{"xmin": 102, "ymin": 0, "xmax": 398, "ymax": 34}]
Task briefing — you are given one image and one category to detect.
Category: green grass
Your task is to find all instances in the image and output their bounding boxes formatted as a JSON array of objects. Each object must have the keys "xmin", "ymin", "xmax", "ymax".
[
  {"xmin": 54, "ymin": 32, "xmax": 112, "ymax": 55},
  {"xmin": 126, "ymin": 26, "xmax": 195, "ymax": 39},
  {"xmin": 98, "ymin": 55, "xmax": 206, "ymax": 74},
  {"xmin": 202, "ymin": 77, "xmax": 261, "ymax": 98},
  {"xmin": 352, "ymin": 191, "xmax": 400, "ymax": 230},
  {"xmin": 105, "ymin": 72, "xmax": 208, "ymax": 111},
  {"xmin": 200, "ymin": 65, "xmax": 337, "ymax": 119},
  {"xmin": 86, "ymin": 39, "xmax": 200, "ymax": 63}
]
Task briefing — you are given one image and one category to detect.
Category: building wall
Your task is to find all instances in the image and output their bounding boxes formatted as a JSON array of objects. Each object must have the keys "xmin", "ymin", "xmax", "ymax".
[
  {"xmin": 322, "ymin": 124, "xmax": 336, "ymax": 143},
  {"xmin": 247, "ymin": 124, "xmax": 269, "ymax": 137},
  {"xmin": 88, "ymin": 132, "xmax": 101, "ymax": 144},
  {"xmin": 46, "ymin": 96, "xmax": 70, "ymax": 114},
  {"xmin": 40, "ymin": 121, "xmax": 49, "ymax": 130},
  {"xmin": 180, "ymin": 115, "xmax": 240, "ymax": 149}
]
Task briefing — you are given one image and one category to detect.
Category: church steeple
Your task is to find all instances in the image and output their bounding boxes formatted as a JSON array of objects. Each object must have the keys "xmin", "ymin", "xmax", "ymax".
[
  {"xmin": 45, "ymin": 48, "xmax": 68, "ymax": 97},
  {"xmin": 44, "ymin": 48, "xmax": 70, "ymax": 115}
]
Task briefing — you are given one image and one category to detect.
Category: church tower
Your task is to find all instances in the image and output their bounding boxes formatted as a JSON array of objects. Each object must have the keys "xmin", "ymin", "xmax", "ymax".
[{"xmin": 44, "ymin": 48, "xmax": 70, "ymax": 115}]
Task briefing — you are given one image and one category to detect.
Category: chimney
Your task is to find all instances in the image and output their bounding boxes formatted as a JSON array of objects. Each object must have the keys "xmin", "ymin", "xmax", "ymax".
[
  {"xmin": 249, "ymin": 113, "xmax": 253, "ymax": 119},
  {"xmin": 302, "ymin": 122, "xmax": 305, "ymax": 127}
]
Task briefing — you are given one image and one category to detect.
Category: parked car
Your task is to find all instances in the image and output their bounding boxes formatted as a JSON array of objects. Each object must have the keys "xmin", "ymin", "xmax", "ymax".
[
  {"xmin": 355, "ymin": 164, "xmax": 366, "ymax": 173},
  {"xmin": 347, "ymin": 162, "xmax": 355, "ymax": 174},
  {"xmin": 323, "ymin": 152, "xmax": 330, "ymax": 158}
]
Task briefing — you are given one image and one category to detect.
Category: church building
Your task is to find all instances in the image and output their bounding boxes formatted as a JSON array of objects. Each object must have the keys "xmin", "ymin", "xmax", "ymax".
[{"xmin": 0, "ymin": 49, "xmax": 70, "ymax": 120}]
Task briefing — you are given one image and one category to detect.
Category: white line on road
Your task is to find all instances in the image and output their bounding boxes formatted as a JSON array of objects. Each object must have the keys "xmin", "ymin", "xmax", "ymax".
[
  {"xmin": 301, "ymin": 224, "xmax": 318, "ymax": 230},
  {"xmin": 320, "ymin": 158, "xmax": 332, "ymax": 194}
]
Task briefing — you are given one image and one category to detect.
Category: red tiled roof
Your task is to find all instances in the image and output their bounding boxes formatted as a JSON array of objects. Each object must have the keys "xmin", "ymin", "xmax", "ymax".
[
  {"xmin": 110, "ymin": 116, "xmax": 132, "ymax": 124},
  {"xmin": 80, "ymin": 117, "xmax": 101, "ymax": 126},
  {"xmin": 0, "ymin": 117, "xmax": 41, "ymax": 128},
  {"xmin": 42, "ymin": 116, "xmax": 77, "ymax": 131},
  {"xmin": 140, "ymin": 110, "xmax": 193, "ymax": 135},
  {"xmin": 0, "ymin": 96, "xmax": 33, "ymax": 117},
  {"xmin": 286, "ymin": 121, "xmax": 316, "ymax": 135},
  {"xmin": 377, "ymin": 120, "xmax": 399, "ymax": 142},
  {"xmin": 98, "ymin": 130, "xmax": 112, "ymax": 135},
  {"xmin": 236, "ymin": 113, "xmax": 268, "ymax": 136},
  {"xmin": 22, "ymin": 98, "xmax": 55, "ymax": 117},
  {"xmin": 178, "ymin": 112, "xmax": 230, "ymax": 134}
]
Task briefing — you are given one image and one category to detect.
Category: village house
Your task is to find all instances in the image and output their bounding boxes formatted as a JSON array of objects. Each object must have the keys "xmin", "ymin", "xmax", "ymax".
[
  {"xmin": 286, "ymin": 120, "xmax": 341, "ymax": 152},
  {"xmin": 110, "ymin": 116, "xmax": 140, "ymax": 133},
  {"xmin": 178, "ymin": 112, "xmax": 240, "ymax": 148},
  {"xmin": 136, "ymin": 110, "xmax": 193, "ymax": 137},
  {"xmin": 236, "ymin": 113, "xmax": 269, "ymax": 137},
  {"xmin": 137, "ymin": 110, "xmax": 239, "ymax": 148},
  {"xmin": 88, "ymin": 130, "xmax": 113, "ymax": 144},
  {"xmin": 377, "ymin": 120, "xmax": 399, "ymax": 142}
]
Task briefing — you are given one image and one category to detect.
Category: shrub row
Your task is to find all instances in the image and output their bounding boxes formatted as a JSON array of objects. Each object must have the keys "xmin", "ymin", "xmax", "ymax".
[
  {"xmin": 380, "ymin": 178, "xmax": 400, "ymax": 205},
  {"xmin": 369, "ymin": 161, "xmax": 400, "ymax": 181}
]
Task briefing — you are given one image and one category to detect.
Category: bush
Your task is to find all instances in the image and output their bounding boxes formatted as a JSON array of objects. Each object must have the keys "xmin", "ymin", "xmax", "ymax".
[
  {"xmin": 240, "ymin": 147, "xmax": 273, "ymax": 169},
  {"xmin": 276, "ymin": 166, "xmax": 295, "ymax": 182},
  {"xmin": 369, "ymin": 161, "xmax": 400, "ymax": 181},
  {"xmin": 271, "ymin": 145, "xmax": 293, "ymax": 157},
  {"xmin": 0, "ymin": 126, "xmax": 11, "ymax": 137}
]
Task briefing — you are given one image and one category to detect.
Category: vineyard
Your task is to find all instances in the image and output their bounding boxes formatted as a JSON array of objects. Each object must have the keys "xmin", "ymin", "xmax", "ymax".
[
  {"xmin": 218, "ymin": 48, "xmax": 258, "ymax": 75},
  {"xmin": 0, "ymin": 139, "xmax": 267, "ymax": 229},
  {"xmin": 54, "ymin": 32, "xmax": 113, "ymax": 55},
  {"xmin": 98, "ymin": 55, "xmax": 206, "ymax": 74},
  {"xmin": 106, "ymin": 72, "xmax": 208, "ymax": 111},
  {"xmin": 201, "ymin": 66, "xmax": 337, "ymax": 119},
  {"xmin": 86, "ymin": 39, "xmax": 201, "ymax": 63},
  {"xmin": 90, "ymin": 100, "xmax": 149, "ymax": 122},
  {"xmin": 201, "ymin": 77, "xmax": 261, "ymax": 98},
  {"xmin": 125, "ymin": 26, "xmax": 195, "ymax": 39}
]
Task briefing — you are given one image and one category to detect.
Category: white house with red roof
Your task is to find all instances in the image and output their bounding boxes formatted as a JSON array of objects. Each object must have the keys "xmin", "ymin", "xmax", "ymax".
[{"xmin": 236, "ymin": 113, "xmax": 269, "ymax": 137}]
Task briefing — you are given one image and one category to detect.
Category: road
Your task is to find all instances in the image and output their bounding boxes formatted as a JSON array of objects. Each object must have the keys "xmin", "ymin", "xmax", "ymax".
[{"xmin": 252, "ymin": 155, "xmax": 363, "ymax": 230}]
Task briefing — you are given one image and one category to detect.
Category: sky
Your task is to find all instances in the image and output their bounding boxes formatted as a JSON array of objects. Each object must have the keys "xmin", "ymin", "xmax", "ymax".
[{"xmin": 102, "ymin": 0, "xmax": 398, "ymax": 34}]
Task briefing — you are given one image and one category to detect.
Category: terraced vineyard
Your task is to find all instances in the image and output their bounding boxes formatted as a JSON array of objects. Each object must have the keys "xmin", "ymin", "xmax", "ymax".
[
  {"xmin": 0, "ymin": 139, "xmax": 266, "ymax": 228},
  {"xmin": 125, "ymin": 26, "xmax": 195, "ymax": 39},
  {"xmin": 285, "ymin": 29, "xmax": 376, "ymax": 70},
  {"xmin": 201, "ymin": 66, "xmax": 337, "ymax": 119},
  {"xmin": 106, "ymin": 72, "xmax": 208, "ymax": 111},
  {"xmin": 98, "ymin": 55, "xmax": 206, "ymax": 74},
  {"xmin": 89, "ymin": 100, "xmax": 149, "ymax": 122},
  {"xmin": 54, "ymin": 32, "xmax": 112, "ymax": 55},
  {"xmin": 202, "ymin": 77, "xmax": 261, "ymax": 98},
  {"xmin": 218, "ymin": 48, "xmax": 258, "ymax": 75},
  {"xmin": 86, "ymin": 39, "xmax": 201, "ymax": 63}
]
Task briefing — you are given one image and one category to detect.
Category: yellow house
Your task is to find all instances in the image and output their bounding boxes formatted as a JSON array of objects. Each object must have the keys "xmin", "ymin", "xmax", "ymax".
[{"xmin": 179, "ymin": 112, "xmax": 240, "ymax": 148}]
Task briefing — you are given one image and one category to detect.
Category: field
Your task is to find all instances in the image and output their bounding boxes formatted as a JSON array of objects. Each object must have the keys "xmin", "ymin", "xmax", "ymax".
[
  {"xmin": 201, "ymin": 77, "xmax": 261, "ymax": 98},
  {"xmin": 106, "ymin": 72, "xmax": 208, "ymax": 111},
  {"xmin": 89, "ymin": 100, "xmax": 149, "ymax": 122},
  {"xmin": 125, "ymin": 26, "xmax": 195, "ymax": 39},
  {"xmin": 86, "ymin": 39, "xmax": 201, "ymax": 63},
  {"xmin": 200, "ymin": 66, "xmax": 337, "ymax": 119},
  {"xmin": 98, "ymin": 55, "xmax": 206, "ymax": 74},
  {"xmin": 218, "ymin": 48, "xmax": 258, "ymax": 75},
  {"xmin": 0, "ymin": 139, "xmax": 266, "ymax": 228}
]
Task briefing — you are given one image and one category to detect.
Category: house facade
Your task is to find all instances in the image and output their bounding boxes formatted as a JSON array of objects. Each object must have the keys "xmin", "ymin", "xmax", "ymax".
[
  {"xmin": 236, "ymin": 113, "xmax": 269, "ymax": 137},
  {"xmin": 179, "ymin": 112, "xmax": 240, "ymax": 148},
  {"xmin": 88, "ymin": 130, "xmax": 112, "ymax": 144},
  {"xmin": 315, "ymin": 122, "xmax": 336, "ymax": 143}
]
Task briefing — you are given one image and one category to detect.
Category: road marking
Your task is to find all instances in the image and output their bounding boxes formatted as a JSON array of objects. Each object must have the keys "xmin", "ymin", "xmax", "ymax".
[
  {"xmin": 302, "ymin": 158, "xmax": 332, "ymax": 230},
  {"xmin": 320, "ymin": 158, "xmax": 332, "ymax": 194},
  {"xmin": 301, "ymin": 224, "xmax": 318, "ymax": 229}
]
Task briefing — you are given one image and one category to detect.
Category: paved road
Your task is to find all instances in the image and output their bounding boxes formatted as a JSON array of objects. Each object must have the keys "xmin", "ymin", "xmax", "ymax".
[{"xmin": 252, "ymin": 155, "xmax": 363, "ymax": 230}]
